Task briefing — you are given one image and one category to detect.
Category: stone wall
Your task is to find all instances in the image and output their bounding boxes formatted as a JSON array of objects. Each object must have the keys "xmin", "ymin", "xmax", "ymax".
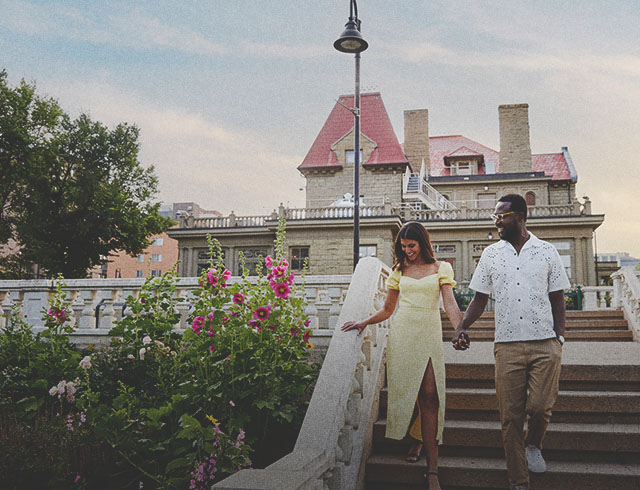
[
  {"xmin": 305, "ymin": 166, "xmax": 403, "ymax": 208},
  {"xmin": 498, "ymin": 104, "xmax": 533, "ymax": 173},
  {"xmin": 403, "ymin": 109, "xmax": 430, "ymax": 174}
]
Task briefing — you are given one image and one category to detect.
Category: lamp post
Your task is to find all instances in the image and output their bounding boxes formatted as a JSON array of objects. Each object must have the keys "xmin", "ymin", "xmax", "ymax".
[{"xmin": 334, "ymin": 0, "xmax": 368, "ymax": 270}]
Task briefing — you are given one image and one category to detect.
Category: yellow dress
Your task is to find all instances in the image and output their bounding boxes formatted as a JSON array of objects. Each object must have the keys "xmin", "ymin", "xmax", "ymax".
[{"xmin": 385, "ymin": 261, "xmax": 456, "ymax": 444}]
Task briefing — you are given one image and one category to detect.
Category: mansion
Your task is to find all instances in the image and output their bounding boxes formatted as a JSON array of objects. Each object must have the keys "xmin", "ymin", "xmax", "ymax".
[{"xmin": 167, "ymin": 94, "xmax": 604, "ymax": 286}]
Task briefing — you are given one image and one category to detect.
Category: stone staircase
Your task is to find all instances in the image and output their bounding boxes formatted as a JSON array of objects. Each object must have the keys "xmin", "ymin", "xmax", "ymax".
[
  {"xmin": 441, "ymin": 310, "xmax": 635, "ymax": 342},
  {"xmin": 364, "ymin": 311, "xmax": 640, "ymax": 489}
]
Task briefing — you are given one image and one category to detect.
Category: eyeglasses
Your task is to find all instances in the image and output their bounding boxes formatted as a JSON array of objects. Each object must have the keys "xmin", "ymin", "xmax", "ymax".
[{"xmin": 490, "ymin": 211, "xmax": 517, "ymax": 221}]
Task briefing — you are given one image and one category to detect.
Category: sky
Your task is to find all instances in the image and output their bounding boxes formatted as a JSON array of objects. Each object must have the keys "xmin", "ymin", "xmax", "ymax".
[{"xmin": 1, "ymin": 0, "xmax": 639, "ymax": 256}]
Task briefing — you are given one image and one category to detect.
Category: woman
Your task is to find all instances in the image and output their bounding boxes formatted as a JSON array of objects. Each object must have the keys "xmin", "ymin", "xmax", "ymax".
[{"xmin": 342, "ymin": 222, "xmax": 462, "ymax": 490}]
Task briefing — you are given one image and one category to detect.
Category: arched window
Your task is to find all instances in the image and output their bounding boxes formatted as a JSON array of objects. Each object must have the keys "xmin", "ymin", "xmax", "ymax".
[{"xmin": 525, "ymin": 191, "xmax": 536, "ymax": 206}]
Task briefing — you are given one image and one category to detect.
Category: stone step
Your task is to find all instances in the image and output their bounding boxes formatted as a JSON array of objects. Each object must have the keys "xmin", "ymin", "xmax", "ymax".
[
  {"xmin": 379, "ymin": 388, "xmax": 640, "ymax": 424},
  {"xmin": 443, "ymin": 310, "xmax": 626, "ymax": 320},
  {"xmin": 441, "ymin": 320, "xmax": 630, "ymax": 329},
  {"xmin": 445, "ymin": 363, "xmax": 640, "ymax": 392},
  {"xmin": 438, "ymin": 330, "xmax": 635, "ymax": 341},
  {"xmin": 373, "ymin": 420, "xmax": 640, "ymax": 462},
  {"xmin": 364, "ymin": 454, "xmax": 640, "ymax": 490}
]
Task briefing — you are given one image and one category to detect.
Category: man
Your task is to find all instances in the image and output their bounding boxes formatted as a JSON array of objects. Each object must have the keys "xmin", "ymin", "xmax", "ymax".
[{"xmin": 452, "ymin": 194, "xmax": 570, "ymax": 490}]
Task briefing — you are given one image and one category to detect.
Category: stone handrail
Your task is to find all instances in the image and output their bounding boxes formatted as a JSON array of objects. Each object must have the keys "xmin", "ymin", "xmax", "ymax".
[
  {"xmin": 0, "ymin": 276, "xmax": 352, "ymax": 345},
  {"xmin": 611, "ymin": 267, "xmax": 640, "ymax": 340},
  {"xmin": 405, "ymin": 203, "xmax": 580, "ymax": 222},
  {"xmin": 213, "ymin": 257, "xmax": 392, "ymax": 490},
  {"xmin": 581, "ymin": 285, "xmax": 615, "ymax": 311},
  {"xmin": 284, "ymin": 205, "xmax": 391, "ymax": 220}
]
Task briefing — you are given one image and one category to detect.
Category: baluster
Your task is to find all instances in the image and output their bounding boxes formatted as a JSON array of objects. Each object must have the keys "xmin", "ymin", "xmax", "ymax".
[
  {"xmin": 0, "ymin": 291, "xmax": 10, "ymax": 328},
  {"xmin": 98, "ymin": 290, "xmax": 117, "ymax": 330},
  {"xmin": 79, "ymin": 290, "xmax": 97, "ymax": 329},
  {"xmin": 327, "ymin": 287, "xmax": 342, "ymax": 330},
  {"xmin": 71, "ymin": 290, "xmax": 85, "ymax": 328},
  {"xmin": 304, "ymin": 287, "xmax": 319, "ymax": 329}
]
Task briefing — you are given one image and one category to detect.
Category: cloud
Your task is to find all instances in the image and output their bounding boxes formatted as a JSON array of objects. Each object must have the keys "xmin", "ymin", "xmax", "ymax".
[
  {"xmin": 39, "ymin": 77, "xmax": 306, "ymax": 215},
  {"xmin": 242, "ymin": 41, "xmax": 328, "ymax": 60},
  {"xmin": 0, "ymin": 0, "xmax": 227, "ymax": 56}
]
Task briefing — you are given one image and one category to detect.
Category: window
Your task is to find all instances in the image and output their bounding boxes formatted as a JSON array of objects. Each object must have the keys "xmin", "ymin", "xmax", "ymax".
[
  {"xmin": 137, "ymin": 254, "xmax": 145, "ymax": 262},
  {"xmin": 525, "ymin": 191, "xmax": 536, "ymax": 206},
  {"xmin": 151, "ymin": 237, "xmax": 164, "ymax": 246},
  {"xmin": 290, "ymin": 247, "xmax": 310, "ymax": 270},
  {"xmin": 560, "ymin": 255, "xmax": 572, "ymax": 279},
  {"xmin": 151, "ymin": 254, "xmax": 162, "ymax": 262},
  {"xmin": 197, "ymin": 249, "xmax": 227, "ymax": 274},
  {"xmin": 345, "ymin": 150, "xmax": 363, "ymax": 164},
  {"xmin": 551, "ymin": 242, "xmax": 571, "ymax": 250},
  {"xmin": 136, "ymin": 270, "xmax": 144, "ymax": 278},
  {"xmin": 477, "ymin": 193, "xmax": 496, "ymax": 209},
  {"xmin": 240, "ymin": 248, "xmax": 268, "ymax": 275},
  {"xmin": 115, "ymin": 268, "xmax": 122, "ymax": 278},
  {"xmin": 359, "ymin": 245, "xmax": 377, "ymax": 259},
  {"xmin": 151, "ymin": 269, "xmax": 162, "ymax": 277},
  {"xmin": 433, "ymin": 244, "xmax": 456, "ymax": 254}
]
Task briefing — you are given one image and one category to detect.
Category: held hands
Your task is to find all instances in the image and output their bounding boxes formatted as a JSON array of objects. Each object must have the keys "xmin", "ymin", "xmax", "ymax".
[
  {"xmin": 341, "ymin": 321, "xmax": 367, "ymax": 336},
  {"xmin": 452, "ymin": 328, "xmax": 470, "ymax": 350}
]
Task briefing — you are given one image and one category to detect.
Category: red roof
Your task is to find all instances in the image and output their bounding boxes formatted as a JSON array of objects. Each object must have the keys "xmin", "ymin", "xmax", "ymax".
[
  {"xmin": 298, "ymin": 93, "xmax": 408, "ymax": 169},
  {"xmin": 428, "ymin": 135, "xmax": 571, "ymax": 180},
  {"xmin": 531, "ymin": 153, "xmax": 571, "ymax": 180}
]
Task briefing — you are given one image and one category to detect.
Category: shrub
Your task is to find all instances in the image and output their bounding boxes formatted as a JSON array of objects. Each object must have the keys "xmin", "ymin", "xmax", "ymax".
[{"xmin": 0, "ymin": 218, "xmax": 316, "ymax": 488}]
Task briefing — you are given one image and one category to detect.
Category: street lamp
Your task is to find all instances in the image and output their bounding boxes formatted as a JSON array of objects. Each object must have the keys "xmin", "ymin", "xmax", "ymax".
[{"xmin": 334, "ymin": 0, "xmax": 368, "ymax": 270}]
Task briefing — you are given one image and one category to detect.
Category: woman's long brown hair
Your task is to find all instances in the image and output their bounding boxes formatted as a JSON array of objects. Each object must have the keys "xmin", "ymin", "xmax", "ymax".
[{"xmin": 392, "ymin": 221, "xmax": 436, "ymax": 271}]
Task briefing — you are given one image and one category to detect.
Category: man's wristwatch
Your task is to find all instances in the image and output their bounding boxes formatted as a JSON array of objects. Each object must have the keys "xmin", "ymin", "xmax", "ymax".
[{"xmin": 556, "ymin": 335, "xmax": 565, "ymax": 346}]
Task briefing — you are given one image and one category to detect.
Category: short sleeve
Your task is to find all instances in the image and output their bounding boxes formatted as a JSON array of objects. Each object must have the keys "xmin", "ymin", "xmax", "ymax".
[
  {"xmin": 469, "ymin": 249, "xmax": 493, "ymax": 294},
  {"xmin": 387, "ymin": 269, "xmax": 401, "ymax": 290},
  {"xmin": 438, "ymin": 261, "xmax": 456, "ymax": 287},
  {"xmin": 547, "ymin": 246, "xmax": 571, "ymax": 292}
]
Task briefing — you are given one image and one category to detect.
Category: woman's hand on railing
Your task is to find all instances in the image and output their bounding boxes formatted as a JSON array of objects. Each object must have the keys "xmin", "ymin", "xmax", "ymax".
[{"xmin": 341, "ymin": 321, "xmax": 368, "ymax": 336}]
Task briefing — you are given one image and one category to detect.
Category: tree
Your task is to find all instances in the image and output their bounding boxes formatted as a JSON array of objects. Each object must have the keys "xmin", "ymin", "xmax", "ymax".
[{"xmin": 0, "ymin": 70, "xmax": 173, "ymax": 278}]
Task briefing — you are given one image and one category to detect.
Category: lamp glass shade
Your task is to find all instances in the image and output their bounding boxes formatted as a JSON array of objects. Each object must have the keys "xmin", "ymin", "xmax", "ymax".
[{"xmin": 333, "ymin": 20, "xmax": 368, "ymax": 53}]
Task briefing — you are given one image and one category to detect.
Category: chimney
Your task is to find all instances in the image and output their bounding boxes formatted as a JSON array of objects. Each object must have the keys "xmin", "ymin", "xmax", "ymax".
[
  {"xmin": 498, "ymin": 104, "xmax": 533, "ymax": 173},
  {"xmin": 404, "ymin": 109, "xmax": 430, "ymax": 174}
]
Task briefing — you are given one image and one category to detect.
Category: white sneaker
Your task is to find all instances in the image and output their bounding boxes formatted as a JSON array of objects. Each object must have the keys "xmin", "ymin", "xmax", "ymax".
[{"xmin": 526, "ymin": 444, "xmax": 547, "ymax": 473}]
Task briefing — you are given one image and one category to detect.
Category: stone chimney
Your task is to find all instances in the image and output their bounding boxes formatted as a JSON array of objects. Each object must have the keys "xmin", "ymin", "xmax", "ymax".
[
  {"xmin": 404, "ymin": 109, "xmax": 430, "ymax": 174},
  {"xmin": 498, "ymin": 104, "xmax": 533, "ymax": 173}
]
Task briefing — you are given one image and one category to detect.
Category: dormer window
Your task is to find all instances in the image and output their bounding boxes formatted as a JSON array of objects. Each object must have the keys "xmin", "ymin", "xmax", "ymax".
[
  {"xmin": 452, "ymin": 160, "xmax": 472, "ymax": 175},
  {"xmin": 444, "ymin": 153, "xmax": 484, "ymax": 176},
  {"xmin": 345, "ymin": 150, "xmax": 363, "ymax": 164}
]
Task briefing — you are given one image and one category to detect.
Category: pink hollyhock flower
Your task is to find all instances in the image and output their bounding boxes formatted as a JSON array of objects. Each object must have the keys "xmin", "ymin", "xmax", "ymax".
[
  {"xmin": 74, "ymin": 475, "xmax": 81, "ymax": 484},
  {"xmin": 303, "ymin": 330, "xmax": 311, "ymax": 343},
  {"xmin": 272, "ymin": 266, "xmax": 286, "ymax": 279},
  {"xmin": 304, "ymin": 319, "xmax": 311, "ymax": 327},
  {"xmin": 287, "ymin": 272, "xmax": 295, "ymax": 285},
  {"xmin": 229, "ymin": 400, "xmax": 235, "ymax": 407},
  {"xmin": 209, "ymin": 345, "xmax": 216, "ymax": 354},
  {"xmin": 253, "ymin": 306, "xmax": 270, "ymax": 322},
  {"xmin": 192, "ymin": 316, "xmax": 205, "ymax": 334},
  {"xmin": 231, "ymin": 311, "xmax": 239, "ymax": 317},
  {"xmin": 222, "ymin": 269, "xmax": 231, "ymax": 281},
  {"xmin": 273, "ymin": 282, "xmax": 290, "ymax": 299},
  {"xmin": 279, "ymin": 258, "xmax": 289, "ymax": 269},
  {"xmin": 265, "ymin": 256, "xmax": 273, "ymax": 268},
  {"xmin": 222, "ymin": 316, "xmax": 230, "ymax": 325},
  {"xmin": 208, "ymin": 311, "xmax": 215, "ymax": 322},
  {"xmin": 249, "ymin": 319, "xmax": 259, "ymax": 329},
  {"xmin": 232, "ymin": 293, "xmax": 244, "ymax": 305},
  {"xmin": 237, "ymin": 429, "xmax": 246, "ymax": 442},
  {"xmin": 290, "ymin": 328, "xmax": 299, "ymax": 338},
  {"xmin": 207, "ymin": 269, "xmax": 218, "ymax": 286},
  {"xmin": 207, "ymin": 329, "xmax": 216, "ymax": 337},
  {"xmin": 267, "ymin": 324, "xmax": 276, "ymax": 331}
]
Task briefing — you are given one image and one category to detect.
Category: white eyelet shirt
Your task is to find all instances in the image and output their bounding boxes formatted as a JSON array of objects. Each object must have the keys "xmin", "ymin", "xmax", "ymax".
[{"xmin": 469, "ymin": 232, "xmax": 571, "ymax": 343}]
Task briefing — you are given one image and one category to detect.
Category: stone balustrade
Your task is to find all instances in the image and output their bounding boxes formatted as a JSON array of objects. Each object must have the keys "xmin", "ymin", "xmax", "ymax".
[
  {"xmin": 0, "ymin": 276, "xmax": 351, "ymax": 348},
  {"xmin": 213, "ymin": 256, "xmax": 392, "ymax": 490},
  {"xmin": 174, "ymin": 201, "xmax": 588, "ymax": 230},
  {"xmin": 581, "ymin": 285, "xmax": 615, "ymax": 311},
  {"xmin": 612, "ymin": 267, "xmax": 640, "ymax": 340}
]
